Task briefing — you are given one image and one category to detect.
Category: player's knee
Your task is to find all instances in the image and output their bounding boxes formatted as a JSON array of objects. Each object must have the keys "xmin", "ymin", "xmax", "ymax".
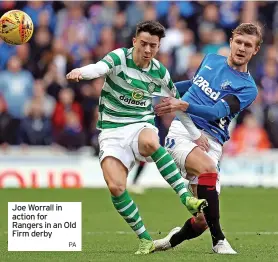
[
  {"xmin": 199, "ymin": 162, "xmax": 218, "ymax": 175},
  {"xmin": 139, "ymin": 131, "xmax": 160, "ymax": 156},
  {"xmin": 141, "ymin": 140, "xmax": 159, "ymax": 156},
  {"xmin": 107, "ymin": 182, "xmax": 126, "ymax": 197}
]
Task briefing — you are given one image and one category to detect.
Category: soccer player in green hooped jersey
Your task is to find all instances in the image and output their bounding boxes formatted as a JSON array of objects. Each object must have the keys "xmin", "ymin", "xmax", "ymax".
[{"xmin": 66, "ymin": 20, "xmax": 208, "ymax": 255}]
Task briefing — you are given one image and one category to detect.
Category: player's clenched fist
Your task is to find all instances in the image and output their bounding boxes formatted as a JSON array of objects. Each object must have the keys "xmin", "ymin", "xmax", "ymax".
[{"xmin": 66, "ymin": 69, "xmax": 82, "ymax": 82}]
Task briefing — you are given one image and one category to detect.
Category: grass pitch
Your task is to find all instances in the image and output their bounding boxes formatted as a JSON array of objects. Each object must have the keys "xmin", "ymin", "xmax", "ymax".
[{"xmin": 1, "ymin": 187, "xmax": 278, "ymax": 261}]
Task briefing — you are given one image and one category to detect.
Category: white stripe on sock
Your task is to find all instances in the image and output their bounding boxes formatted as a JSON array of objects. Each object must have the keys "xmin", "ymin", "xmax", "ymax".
[
  {"xmin": 178, "ymin": 187, "xmax": 188, "ymax": 196},
  {"xmin": 135, "ymin": 225, "xmax": 146, "ymax": 236},
  {"xmin": 118, "ymin": 200, "xmax": 133, "ymax": 213},
  {"xmin": 124, "ymin": 207, "xmax": 138, "ymax": 219},
  {"xmin": 164, "ymin": 169, "xmax": 179, "ymax": 180},
  {"xmin": 171, "ymin": 178, "xmax": 184, "ymax": 189},
  {"xmin": 128, "ymin": 217, "xmax": 142, "ymax": 227},
  {"xmin": 154, "ymin": 152, "xmax": 168, "ymax": 163},
  {"xmin": 159, "ymin": 160, "xmax": 174, "ymax": 172}
]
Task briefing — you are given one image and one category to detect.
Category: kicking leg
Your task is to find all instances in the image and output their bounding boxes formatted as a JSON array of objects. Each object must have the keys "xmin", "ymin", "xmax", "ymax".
[
  {"xmin": 101, "ymin": 156, "xmax": 154, "ymax": 254},
  {"xmin": 138, "ymin": 128, "xmax": 207, "ymax": 214}
]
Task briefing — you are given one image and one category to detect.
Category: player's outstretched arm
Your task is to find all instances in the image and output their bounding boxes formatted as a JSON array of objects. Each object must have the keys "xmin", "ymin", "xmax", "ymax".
[
  {"xmin": 155, "ymin": 97, "xmax": 231, "ymax": 121},
  {"xmin": 66, "ymin": 61, "xmax": 111, "ymax": 82},
  {"xmin": 186, "ymin": 100, "xmax": 230, "ymax": 121},
  {"xmin": 186, "ymin": 93, "xmax": 242, "ymax": 121}
]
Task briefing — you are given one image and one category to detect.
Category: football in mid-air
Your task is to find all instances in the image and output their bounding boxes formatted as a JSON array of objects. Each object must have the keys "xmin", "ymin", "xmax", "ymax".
[{"xmin": 0, "ymin": 10, "xmax": 33, "ymax": 45}]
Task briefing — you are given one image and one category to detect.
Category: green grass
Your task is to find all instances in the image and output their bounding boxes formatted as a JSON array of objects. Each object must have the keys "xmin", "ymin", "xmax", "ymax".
[{"xmin": 1, "ymin": 187, "xmax": 278, "ymax": 261}]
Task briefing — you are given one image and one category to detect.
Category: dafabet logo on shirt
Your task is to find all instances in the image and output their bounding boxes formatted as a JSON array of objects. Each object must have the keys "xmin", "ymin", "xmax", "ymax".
[{"xmin": 119, "ymin": 89, "xmax": 146, "ymax": 107}]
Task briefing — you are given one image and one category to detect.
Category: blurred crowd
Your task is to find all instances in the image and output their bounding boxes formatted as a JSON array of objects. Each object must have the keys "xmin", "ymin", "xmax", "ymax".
[{"xmin": 0, "ymin": 1, "xmax": 277, "ymax": 155}]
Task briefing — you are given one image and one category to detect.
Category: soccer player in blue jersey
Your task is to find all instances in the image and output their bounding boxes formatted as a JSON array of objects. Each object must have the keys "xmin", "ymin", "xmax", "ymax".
[{"xmin": 154, "ymin": 23, "xmax": 262, "ymax": 254}]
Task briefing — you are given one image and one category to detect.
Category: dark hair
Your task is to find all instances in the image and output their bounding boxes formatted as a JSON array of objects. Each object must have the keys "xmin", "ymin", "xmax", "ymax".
[
  {"xmin": 232, "ymin": 23, "xmax": 263, "ymax": 47},
  {"xmin": 135, "ymin": 20, "xmax": 166, "ymax": 40}
]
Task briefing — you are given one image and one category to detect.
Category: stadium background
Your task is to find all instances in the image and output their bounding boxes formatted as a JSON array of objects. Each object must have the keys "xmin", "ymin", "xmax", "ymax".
[
  {"xmin": 0, "ymin": 1, "xmax": 278, "ymax": 261},
  {"xmin": 0, "ymin": 0, "xmax": 277, "ymax": 188}
]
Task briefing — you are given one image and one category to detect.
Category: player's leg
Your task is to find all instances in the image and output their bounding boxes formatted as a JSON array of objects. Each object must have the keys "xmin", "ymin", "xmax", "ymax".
[
  {"xmin": 101, "ymin": 156, "xmax": 155, "ymax": 254},
  {"xmin": 169, "ymin": 170, "xmax": 224, "ymax": 247},
  {"xmin": 154, "ymin": 214, "xmax": 208, "ymax": 250},
  {"xmin": 168, "ymin": 184, "xmax": 208, "ymax": 247},
  {"xmin": 185, "ymin": 147, "xmax": 224, "ymax": 242},
  {"xmin": 185, "ymin": 147, "xmax": 236, "ymax": 254},
  {"xmin": 154, "ymin": 132, "xmax": 235, "ymax": 253},
  {"xmin": 154, "ymin": 184, "xmax": 208, "ymax": 251},
  {"xmin": 137, "ymin": 128, "xmax": 207, "ymax": 214}
]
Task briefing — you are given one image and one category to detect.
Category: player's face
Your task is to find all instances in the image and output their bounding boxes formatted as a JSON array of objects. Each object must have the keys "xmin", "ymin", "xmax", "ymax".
[
  {"xmin": 229, "ymin": 33, "xmax": 260, "ymax": 67},
  {"xmin": 133, "ymin": 32, "xmax": 160, "ymax": 67}
]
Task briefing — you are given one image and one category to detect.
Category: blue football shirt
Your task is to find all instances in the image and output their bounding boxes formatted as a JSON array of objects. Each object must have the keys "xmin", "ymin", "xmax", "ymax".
[{"xmin": 178, "ymin": 53, "xmax": 258, "ymax": 144}]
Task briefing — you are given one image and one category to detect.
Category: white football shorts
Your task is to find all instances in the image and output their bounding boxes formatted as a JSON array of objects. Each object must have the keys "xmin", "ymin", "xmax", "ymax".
[
  {"xmin": 98, "ymin": 122, "xmax": 158, "ymax": 171},
  {"xmin": 166, "ymin": 120, "xmax": 222, "ymax": 193}
]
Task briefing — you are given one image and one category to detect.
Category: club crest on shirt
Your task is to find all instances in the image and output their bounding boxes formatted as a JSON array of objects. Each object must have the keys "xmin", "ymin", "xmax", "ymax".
[
  {"xmin": 147, "ymin": 82, "xmax": 156, "ymax": 94},
  {"xmin": 221, "ymin": 80, "xmax": 232, "ymax": 90}
]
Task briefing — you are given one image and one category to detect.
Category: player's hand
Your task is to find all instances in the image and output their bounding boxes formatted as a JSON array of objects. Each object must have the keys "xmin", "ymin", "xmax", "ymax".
[
  {"xmin": 155, "ymin": 97, "xmax": 189, "ymax": 116},
  {"xmin": 194, "ymin": 133, "xmax": 209, "ymax": 152},
  {"xmin": 66, "ymin": 69, "xmax": 83, "ymax": 82}
]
